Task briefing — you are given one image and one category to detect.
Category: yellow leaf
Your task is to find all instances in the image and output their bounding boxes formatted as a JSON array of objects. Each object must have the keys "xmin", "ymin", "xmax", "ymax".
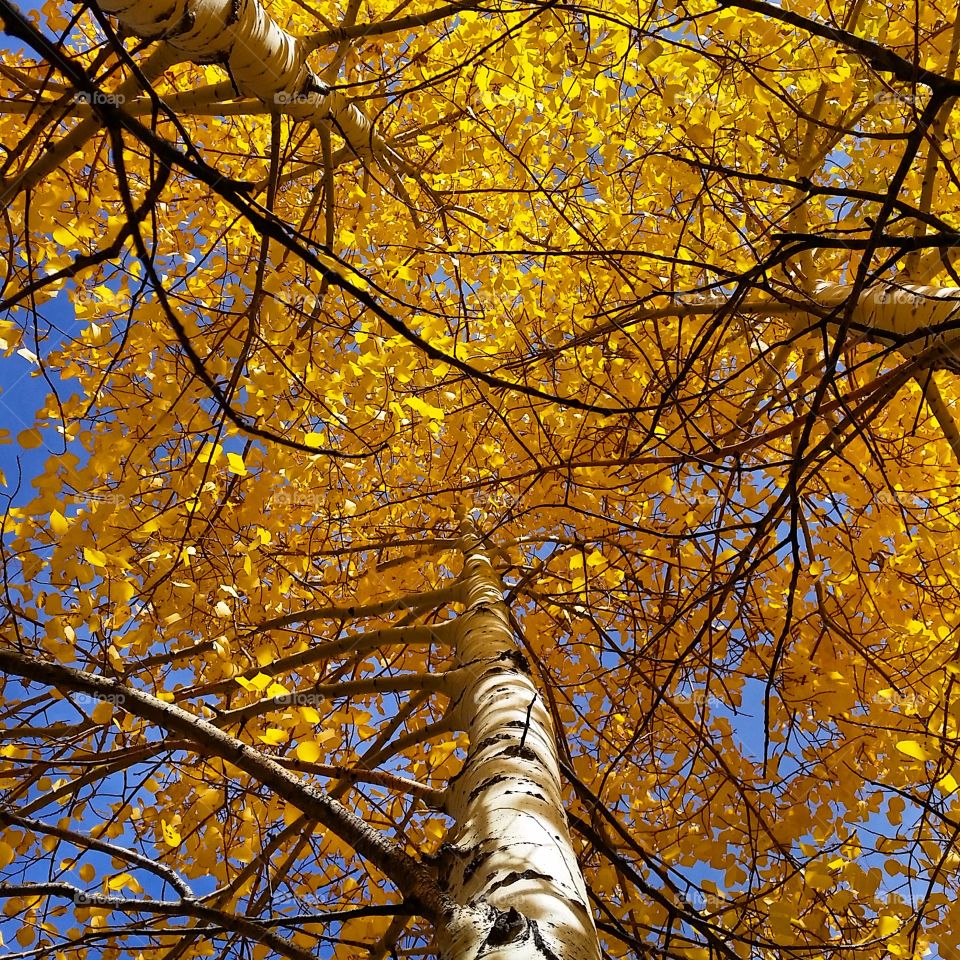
[
  {"xmin": 896, "ymin": 740, "xmax": 934, "ymax": 761},
  {"xmin": 637, "ymin": 40, "xmax": 664, "ymax": 67},
  {"xmin": 428, "ymin": 740, "xmax": 458, "ymax": 767},
  {"xmin": 226, "ymin": 452, "xmax": 247, "ymax": 476},
  {"xmin": 83, "ymin": 547, "xmax": 107, "ymax": 568},
  {"xmin": 0, "ymin": 320, "xmax": 21, "ymax": 352},
  {"xmin": 52, "ymin": 225, "xmax": 76, "ymax": 246},
  {"xmin": 107, "ymin": 872, "xmax": 143, "ymax": 893},
  {"xmin": 50, "ymin": 510, "xmax": 69, "ymax": 536},
  {"xmin": 114, "ymin": 580, "xmax": 135, "ymax": 604},
  {"xmin": 258, "ymin": 728, "xmax": 288, "ymax": 746},
  {"xmin": 160, "ymin": 820, "xmax": 181, "ymax": 847},
  {"xmin": 78, "ymin": 863, "xmax": 95, "ymax": 883},
  {"xmin": 91, "ymin": 701, "xmax": 113, "ymax": 725},
  {"xmin": 403, "ymin": 396, "xmax": 445, "ymax": 421},
  {"xmin": 876, "ymin": 916, "xmax": 899, "ymax": 937},
  {"xmin": 17, "ymin": 429, "xmax": 42, "ymax": 449},
  {"xmin": 296, "ymin": 741, "xmax": 321, "ymax": 763},
  {"xmin": 937, "ymin": 772, "xmax": 958, "ymax": 795},
  {"xmin": 0, "ymin": 842, "xmax": 14, "ymax": 869},
  {"xmin": 299, "ymin": 705, "xmax": 321, "ymax": 724},
  {"xmin": 198, "ymin": 441, "xmax": 223, "ymax": 464}
]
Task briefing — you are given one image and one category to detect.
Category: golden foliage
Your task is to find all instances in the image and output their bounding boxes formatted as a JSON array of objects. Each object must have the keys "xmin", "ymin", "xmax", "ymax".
[{"xmin": 1, "ymin": 0, "xmax": 960, "ymax": 956}]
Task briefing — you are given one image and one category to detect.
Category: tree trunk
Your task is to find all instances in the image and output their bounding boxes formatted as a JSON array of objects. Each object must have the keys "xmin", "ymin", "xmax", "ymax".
[
  {"xmin": 434, "ymin": 520, "xmax": 601, "ymax": 960},
  {"xmin": 812, "ymin": 280, "xmax": 960, "ymax": 370},
  {"xmin": 95, "ymin": 0, "xmax": 380, "ymax": 159}
]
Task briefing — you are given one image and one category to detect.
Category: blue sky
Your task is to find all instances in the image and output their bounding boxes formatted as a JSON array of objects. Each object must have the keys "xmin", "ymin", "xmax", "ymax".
[
  {"xmin": 0, "ymin": 294, "xmax": 82, "ymax": 507},
  {"xmin": 0, "ymin": 0, "xmax": 82, "ymax": 504}
]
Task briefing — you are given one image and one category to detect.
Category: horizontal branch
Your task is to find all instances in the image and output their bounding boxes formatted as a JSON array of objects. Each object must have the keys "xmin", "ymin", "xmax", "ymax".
[
  {"xmin": 303, "ymin": 0, "xmax": 482, "ymax": 51},
  {"xmin": 192, "ymin": 621, "xmax": 455, "ymax": 698},
  {"xmin": 720, "ymin": 0, "xmax": 960, "ymax": 94},
  {"xmin": 272, "ymin": 759, "xmax": 446, "ymax": 808},
  {"xmin": 132, "ymin": 585, "xmax": 460, "ymax": 673},
  {"xmin": 0, "ymin": 883, "xmax": 314, "ymax": 960},
  {"xmin": 0, "ymin": 811, "xmax": 192, "ymax": 897},
  {"xmin": 214, "ymin": 668, "xmax": 465, "ymax": 726},
  {"xmin": 243, "ymin": 584, "xmax": 462, "ymax": 635}
]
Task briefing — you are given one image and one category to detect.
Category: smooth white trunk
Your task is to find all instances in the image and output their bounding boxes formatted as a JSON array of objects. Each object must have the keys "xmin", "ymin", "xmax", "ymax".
[{"xmin": 435, "ymin": 524, "xmax": 601, "ymax": 960}]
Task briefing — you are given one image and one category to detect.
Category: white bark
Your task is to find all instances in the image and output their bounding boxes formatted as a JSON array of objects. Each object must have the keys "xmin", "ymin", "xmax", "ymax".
[
  {"xmin": 813, "ymin": 280, "xmax": 960, "ymax": 368},
  {"xmin": 96, "ymin": 0, "xmax": 380, "ymax": 159},
  {"xmin": 435, "ymin": 522, "xmax": 601, "ymax": 960}
]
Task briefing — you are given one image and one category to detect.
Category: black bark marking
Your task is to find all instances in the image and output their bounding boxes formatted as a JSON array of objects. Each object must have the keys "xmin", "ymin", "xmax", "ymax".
[
  {"xmin": 474, "ymin": 733, "xmax": 512, "ymax": 751},
  {"xmin": 501, "ymin": 743, "xmax": 539, "ymax": 763},
  {"xmin": 305, "ymin": 75, "xmax": 330, "ymax": 96},
  {"xmin": 497, "ymin": 648, "xmax": 531, "ymax": 673},
  {"xmin": 489, "ymin": 869, "xmax": 552, "ymax": 893},
  {"xmin": 529, "ymin": 918, "xmax": 562, "ymax": 960},
  {"xmin": 463, "ymin": 848, "xmax": 492, "ymax": 884},
  {"xmin": 484, "ymin": 907, "xmax": 527, "ymax": 948},
  {"xmin": 467, "ymin": 774, "xmax": 509, "ymax": 803},
  {"xmin": 467, "ymin": 774, "xmax": 543, "ymax": 804},
  {"xmin": 165, "ymin": 3, "xmax": 196, "ymax": 39},
  {"xmin": 503, "ymin": 788, "xmax": 546, "ymax": 801},
  {"xmin": 427, "ymin": 842, "xmax": 474, "ymax": 890},
  {"xmin": 149, "ymin": 1, "xmax": 179, "ymax": 27}
]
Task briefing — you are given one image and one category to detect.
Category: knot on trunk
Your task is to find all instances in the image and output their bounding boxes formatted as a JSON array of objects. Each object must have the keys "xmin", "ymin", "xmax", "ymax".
[{"xmin": 484, "ymin": 906, "xmax": 527, "ymax": 948}]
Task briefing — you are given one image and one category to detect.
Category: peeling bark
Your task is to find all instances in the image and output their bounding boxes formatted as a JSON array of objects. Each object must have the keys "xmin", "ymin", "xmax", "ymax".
[{"xmin": 434, "ymin": 521, "xmax": 601, "ymax": 960}]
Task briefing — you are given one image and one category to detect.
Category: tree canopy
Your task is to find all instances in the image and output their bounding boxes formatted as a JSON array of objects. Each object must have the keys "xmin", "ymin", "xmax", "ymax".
[{"xmin": 2, "ymin": 0, "xmax": 960, "ymax": 957}]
